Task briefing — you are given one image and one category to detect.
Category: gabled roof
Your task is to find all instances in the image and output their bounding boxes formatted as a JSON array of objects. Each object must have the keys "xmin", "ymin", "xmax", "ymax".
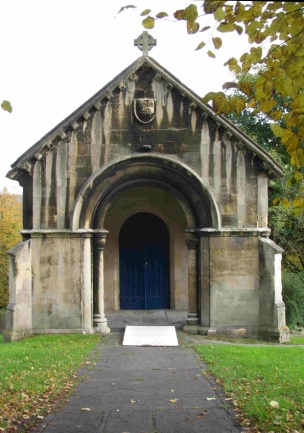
[{"xmin": 7, "ymin": 56, "xmax": 284, "ymax": 180}]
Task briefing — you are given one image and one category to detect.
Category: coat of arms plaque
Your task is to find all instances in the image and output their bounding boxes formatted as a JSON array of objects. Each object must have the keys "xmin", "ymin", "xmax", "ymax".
[{"xmin": 134, "ymin": 99, "xmax": 156, "ymax": 123}]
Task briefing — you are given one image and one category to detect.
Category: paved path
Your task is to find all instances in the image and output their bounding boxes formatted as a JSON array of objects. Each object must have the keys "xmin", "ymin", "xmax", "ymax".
[{"xmin": 33, "ymin": 332, "xmax": 242, "ymax": 433}]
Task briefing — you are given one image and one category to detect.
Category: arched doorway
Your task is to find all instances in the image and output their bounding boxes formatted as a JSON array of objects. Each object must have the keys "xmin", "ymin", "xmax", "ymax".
[{"xmin": 119, "ymin": 213, "xmax": 170, "ymax": 309}]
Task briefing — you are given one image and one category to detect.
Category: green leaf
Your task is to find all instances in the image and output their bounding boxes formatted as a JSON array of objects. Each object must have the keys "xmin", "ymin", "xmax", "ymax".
[
  {"xmin": 217, "ymin": 22, "xmax": 235, "ymax": 32},
  {"xmin": 184, "ymin": 4, "xmax": 198, "ymax": 22},
  {"xmin": 140, "ymin": 9, "xmax": 151, "ymax": 16},
  {"xmin": 207, "ymin": 50, "xmax": 216, "ymax": 58},
  {"xmin": 1, "ymin": 100, "xmax": 12, "ymax": 113},
  {"xmin": 195, "ymin": 41, "xmax": 206, "ymax": 51},
  {"xmin": 214, "ymin": 7, "xmax": 225, "ymax": 21},
  {"xmin": 156, "ymin": 12, "xmax": 168, "ymax": 19},
  {"xmin": 212, "ymin": 37, "xmax": 222, "ymax": 49},
  {"xmin": 142, "ymin": 16, "xmax": 155, "ymax": 29},
  {"xmin": 234, "ymin": 25, "xmax": 243, "ymax": 35}
]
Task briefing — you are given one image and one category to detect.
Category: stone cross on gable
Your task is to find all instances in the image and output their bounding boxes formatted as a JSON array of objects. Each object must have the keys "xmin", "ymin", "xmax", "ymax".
[{"xmin": 134, "ymin": 31, "xmax": 157, "ymax": 56}]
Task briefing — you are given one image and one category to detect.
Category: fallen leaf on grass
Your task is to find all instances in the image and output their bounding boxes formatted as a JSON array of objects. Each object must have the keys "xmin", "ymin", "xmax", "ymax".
[{"xmin": 269, "ymin": 401, "xmax": 279, "ymax": 409}]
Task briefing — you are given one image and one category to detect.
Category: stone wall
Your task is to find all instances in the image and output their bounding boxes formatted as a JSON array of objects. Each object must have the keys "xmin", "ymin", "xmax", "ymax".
[{"xmin": 30, "ymin": 232, "xmax": 93, "ymax": 333}]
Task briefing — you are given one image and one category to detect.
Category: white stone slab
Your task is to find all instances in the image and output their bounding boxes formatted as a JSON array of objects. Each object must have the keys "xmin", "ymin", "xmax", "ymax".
[{"xmin": 123, "ymin": 326, "xmax": 178, "ymax": 346}]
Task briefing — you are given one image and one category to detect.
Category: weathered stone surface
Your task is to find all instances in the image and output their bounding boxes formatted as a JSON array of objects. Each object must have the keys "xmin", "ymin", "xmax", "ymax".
[{"xmin": 4, "ymin": 54, "xmax": 288, "ymax": 342}]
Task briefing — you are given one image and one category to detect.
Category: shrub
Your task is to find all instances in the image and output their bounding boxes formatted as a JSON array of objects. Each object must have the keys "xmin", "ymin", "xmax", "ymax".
[{"xmin": 282, "ymin": 272, "xmax": 304, "ymax": 327}]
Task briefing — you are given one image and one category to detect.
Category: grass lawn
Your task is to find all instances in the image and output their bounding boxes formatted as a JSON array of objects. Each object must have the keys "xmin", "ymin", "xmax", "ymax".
[
  {"xmin": 0, "ymin": 334, "xmax": 100, "ymax": 432},
  {"xmin": 195, "ymin": 343, "xmax": 304, "ymax": 433}
]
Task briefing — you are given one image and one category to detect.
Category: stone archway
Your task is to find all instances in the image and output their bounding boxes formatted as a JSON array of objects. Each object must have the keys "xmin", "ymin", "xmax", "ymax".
[{"xmin": 71, "ymin": 154, "xmax": 220, "ymax": 332}]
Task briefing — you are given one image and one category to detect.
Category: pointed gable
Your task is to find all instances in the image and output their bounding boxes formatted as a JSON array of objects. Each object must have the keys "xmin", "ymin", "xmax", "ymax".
[{"xmin": 7, "ymin": 55, "xmax": 283, "ymax": 182}]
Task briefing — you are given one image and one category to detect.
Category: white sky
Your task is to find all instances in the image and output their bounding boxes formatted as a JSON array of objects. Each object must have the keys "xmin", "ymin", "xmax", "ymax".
[{"xmin": 0, "ymin": 0, "xmax": 251, "ymax": 194}]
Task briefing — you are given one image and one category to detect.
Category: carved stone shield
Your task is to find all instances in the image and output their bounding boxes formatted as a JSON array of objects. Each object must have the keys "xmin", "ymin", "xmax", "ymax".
[{"xmin": 134, "ymin": 99, "xmax": 156, "ymax": 123}]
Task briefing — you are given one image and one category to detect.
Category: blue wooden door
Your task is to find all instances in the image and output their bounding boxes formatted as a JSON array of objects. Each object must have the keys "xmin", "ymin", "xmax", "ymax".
[{"xmin": 120, "ymin": 213, "xmax": 170, "ymax": 309}]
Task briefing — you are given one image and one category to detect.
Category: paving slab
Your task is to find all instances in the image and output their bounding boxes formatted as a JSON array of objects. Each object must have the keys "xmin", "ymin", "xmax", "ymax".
[{"xmin": 32, "ymin": 332, "xmax": 243, "ymax": 433}]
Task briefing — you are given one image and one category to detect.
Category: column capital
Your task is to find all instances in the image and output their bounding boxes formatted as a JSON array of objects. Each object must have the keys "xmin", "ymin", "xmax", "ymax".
[
  {"xmin": 94, "ymin": 230, "xmax": 109, "ymax": 251},
  {"xmin": 184, "ymin": 231, "xmax": 199, "ymax": 250}
]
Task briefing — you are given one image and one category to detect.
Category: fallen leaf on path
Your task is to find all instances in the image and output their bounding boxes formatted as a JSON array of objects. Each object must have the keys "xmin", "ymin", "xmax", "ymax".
[
  {"xmin": 196, "ymin": 410, "xmax": 208, "ymax": 419},
  {"xmin": 169, "ymin": 399, "xmax": 178, "ymax": 403},
  {"xmin": 81, "ymin": 408, "xmax": 91, "ymax": 411},
  {"xmin": 206, "ymin": 397, "xmax": 216, "ymax": 401}
]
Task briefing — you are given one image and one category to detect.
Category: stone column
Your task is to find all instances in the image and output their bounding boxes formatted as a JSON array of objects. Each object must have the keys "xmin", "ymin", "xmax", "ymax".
[
  {"xmin": 183, "ymin": 231, "xmax": 199, "ymax": 333},
  {"xmin": 93, "ymin": 230, "xmax": 110, "ymax": 334},
  {"xmin": 82, "ymin": 232, "xmax": 93, "ymax": 332}
]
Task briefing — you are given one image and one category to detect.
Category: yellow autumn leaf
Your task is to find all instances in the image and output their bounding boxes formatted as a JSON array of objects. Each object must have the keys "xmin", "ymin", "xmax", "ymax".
[
  {"xmin": 140, "ymin": 9, "xmax": 151, "ymax": 16},
  {"xmin": 187, "ymin": 20, "xmax": 199, "ymax": 34},
  {"xmin": 230, "ymin": 95, "xmax": 246, "ymax": 114},
  {"xmin": 293, "ymin": 196, "xmax": 303, "ymax": 208},
  {"xmin": 195, "ymin": 41, "xmax": 206, "ymax": 51},
  {"xmin": 169, "ymin": 399, "xmax": 178, "ymax": 403},
  {"xmin": 156, "ymin": 12, "xmax": 168, "ymax": 19},
  {"xmin": 270, "ymin": 110, "xmax": 282, "ymax": 122},
  {"xmin": 259, "ymin": 99, "xmax": 277, "ymax": 114},
  {"xmin": 1, "ymin": 100, "xmax": 12, "ymax": 113},
  {"xmin": 283, "ymin": 56, "xmax": 304, "ymax": 79},
  {"xmin": 217, "ymin": 22, "xmax": 234, "ymax": 32},
  {"xmin": 212, "ymin": 37, "xmax": 222, "ymax": 50},
  {"xmin": 213, "ymin": 92, "xmax": 230, "ymax": 115},
  {"xmin": 280, "ymin": 199, "xmax": 290, "ymax": 209},
  {"xmin": 240, "ymin": 81, "xmax": 253, "ymax": 97},
  {"xmin": 207, "ymin": 50, "xmax": 216, "ymax": 58},
  {"xmin": 201, "ymin": 92, "xmax": 217, "ymax": 103},
  {"xmin": 142, "ymin": 16, "xmax": 155, "ymax": 29}
]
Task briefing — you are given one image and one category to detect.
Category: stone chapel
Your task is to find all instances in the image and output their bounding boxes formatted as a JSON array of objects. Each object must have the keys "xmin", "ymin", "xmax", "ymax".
[{"xmin": 4, "ymin": 32, "xmax": 289, "ymax": 342}]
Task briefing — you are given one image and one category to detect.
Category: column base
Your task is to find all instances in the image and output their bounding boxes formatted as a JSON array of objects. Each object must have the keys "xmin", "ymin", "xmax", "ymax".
[
  {"xmin": 93, "ymin": 315, "xmax": 111, "ymax": 335},
  {"xmin": 183, "ymin": 313, "xmax": 199, "ymax": 334}
]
